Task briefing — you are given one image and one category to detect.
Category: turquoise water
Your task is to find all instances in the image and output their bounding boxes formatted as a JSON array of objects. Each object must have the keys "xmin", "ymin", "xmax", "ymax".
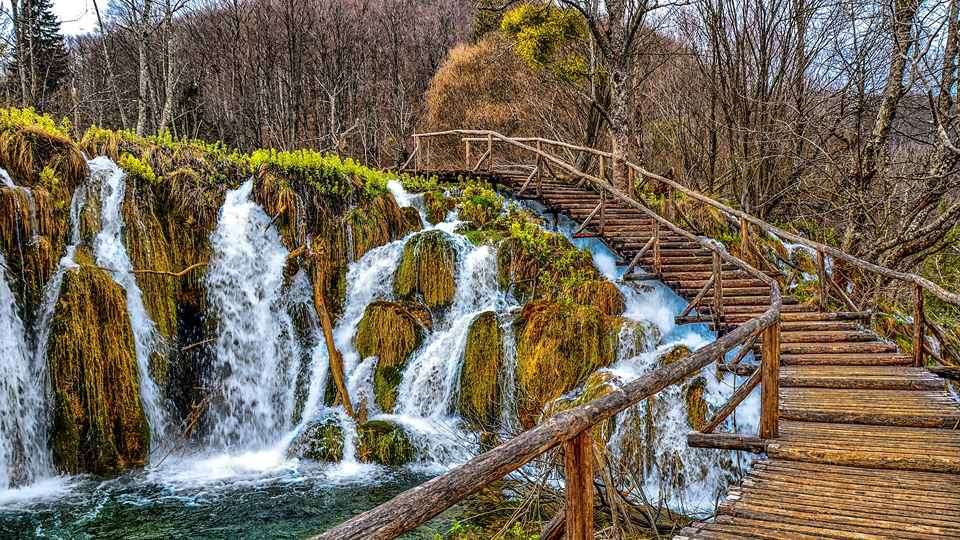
[{"xmin": 0, "ymin": 463, "xmax": 449, "ymax": 539}]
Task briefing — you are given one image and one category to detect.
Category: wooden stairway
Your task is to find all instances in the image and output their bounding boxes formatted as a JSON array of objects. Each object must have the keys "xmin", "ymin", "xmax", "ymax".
[{"xmin": 495, "ymin": 177, "xmax": 960, "ymax": 538}]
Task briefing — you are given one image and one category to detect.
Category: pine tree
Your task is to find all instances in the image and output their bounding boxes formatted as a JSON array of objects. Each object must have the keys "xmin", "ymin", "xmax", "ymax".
[{"xmin": 9, "ymin": 0, "xmax": 70, "ymax": 108}]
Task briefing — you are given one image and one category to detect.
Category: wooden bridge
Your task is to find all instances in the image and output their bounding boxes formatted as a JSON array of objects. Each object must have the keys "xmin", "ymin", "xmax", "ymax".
[{"xmin": 318, "ymin": 131, "xmax": 960, "ymax": 539}]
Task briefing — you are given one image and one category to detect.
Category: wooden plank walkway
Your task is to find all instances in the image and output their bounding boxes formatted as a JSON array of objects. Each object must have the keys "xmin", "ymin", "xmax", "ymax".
[{"xmin": 488, "ymin": 175, "xmax": 960, "ymax": 539}]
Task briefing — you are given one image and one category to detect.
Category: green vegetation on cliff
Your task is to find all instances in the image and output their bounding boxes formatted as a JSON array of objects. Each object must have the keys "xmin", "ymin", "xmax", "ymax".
[
  {"xmin": 458, "ymin": 311, "xmax": 504, "ymax": 430},
  {"xmin": 357, "ymin": 420, "xmax": 414, "ymax": 466},
  {"xmin": 394, "ymin": 230, "xmax": 458, "ymax": 309}
]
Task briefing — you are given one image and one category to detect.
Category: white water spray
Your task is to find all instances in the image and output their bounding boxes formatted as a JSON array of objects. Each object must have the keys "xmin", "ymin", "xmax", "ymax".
[{"xmin": 205, "ymin": 179, "xmax": 299, "ymax": 449}]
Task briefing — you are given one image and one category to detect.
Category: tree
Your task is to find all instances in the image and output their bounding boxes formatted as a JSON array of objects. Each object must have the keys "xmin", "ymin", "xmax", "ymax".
[{"xmin": 8, "ymin": 0, "xmax": 69, "ymax": 109}]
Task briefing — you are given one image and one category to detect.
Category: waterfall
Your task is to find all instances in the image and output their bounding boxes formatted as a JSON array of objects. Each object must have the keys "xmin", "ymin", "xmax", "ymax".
[
  {"xmin": 205, "ymin": 179, "xmax": 300, "ymax": 449},
  {"xmin": 0, "ymin": 252, "xmax": 49, "ymax": 489},
  {"xmin": 89, "ymin": 158, "xmax": 170, "ymax": 443}
]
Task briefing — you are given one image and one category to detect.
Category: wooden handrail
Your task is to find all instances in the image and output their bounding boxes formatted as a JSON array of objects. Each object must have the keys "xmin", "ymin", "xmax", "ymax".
[{"xmin": 318, "ymin": 129, "xmax": 785, "ymax": 539}]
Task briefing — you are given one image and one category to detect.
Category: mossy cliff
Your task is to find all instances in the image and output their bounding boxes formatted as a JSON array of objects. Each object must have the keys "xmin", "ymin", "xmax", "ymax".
[
  {"xmin": 0, "ymin": 109, "xmax": 89, "ymax": 324},
  {"xmin": 287, "ymin": 417, "xmax": 345, "ymax": 462},
  {"xmin": 47, "ymin": 250, "xmax": 150, "ymax": 475},
  {"xmin": 458, "ymin": 311, "xmax": 504, "ymax": 430},
  {"xmin": 355, "ymin": 301, "xmax": 432, "ymax": 412},
  {"xmin": 357, "ymin": 420, "xmax": 414, "ymax": 466}
]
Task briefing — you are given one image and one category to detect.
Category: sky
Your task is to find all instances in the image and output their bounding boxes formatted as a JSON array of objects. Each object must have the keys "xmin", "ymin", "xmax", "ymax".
[{"xmin": 54, "ymin": 0, "xmax": 99, "ymax": 36}]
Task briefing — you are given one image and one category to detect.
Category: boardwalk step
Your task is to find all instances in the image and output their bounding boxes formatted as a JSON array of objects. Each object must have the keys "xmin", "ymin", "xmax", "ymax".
[
  {"xmin": 780, "ymin": 366, "xmax": 945, "ymax": 390},
  {"xmin": 778, "ymin": 330, "xmax": 877, "ymax": 343},
  {"xmin": 780, "ymin": 352, "xmax": 913, "ymax": 366},
  {"xmin": 780, "ymin": 388, "xmax": 960, "ymax": 428}
]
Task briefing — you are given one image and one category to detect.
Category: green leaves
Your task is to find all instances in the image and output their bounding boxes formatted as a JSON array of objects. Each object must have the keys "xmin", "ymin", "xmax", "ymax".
[{"xmin": 500, "ymin": 2, "xmax": 588, "ymax": 82}]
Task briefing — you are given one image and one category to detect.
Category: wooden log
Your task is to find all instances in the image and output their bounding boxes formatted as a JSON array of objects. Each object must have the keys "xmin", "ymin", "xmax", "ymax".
[
  {"xmin": 760, "ymin": 321, "xmax": 780, "ymax": 439},
  {"xmin": 913, "ymin": 283, "xmax": 925, "ymax": 368},
  {"xmin": 701, "ymin": 367, "xmax": 761, "ymax": 433},
  {"xmin": 929, "ymin": 367, "xmax": 960, "ymax": 380},
  {"xmin": 686, "ymin": 433, "xmax": 767, "ymax": 453},
  {"xmin": 541, "ymin": 507, "xmax": 565, "ymax": 540},
  {"xmin": 464, "ymin": 139, "xmax": 471, "ymax": 170},
  {"xmin": 678, "ymin": 275, "xmax": 716, "ymax": 319},
  {"xmin": 564, "ymin": 431, "xmax": 594, "ymax": 540},
  {"xmin": 816, "ymin": 249, "xmax": 828, "ymax": 312},
  {"xmin": 653, "ymin": 221, "xmax": 662, "ymax": 274}
]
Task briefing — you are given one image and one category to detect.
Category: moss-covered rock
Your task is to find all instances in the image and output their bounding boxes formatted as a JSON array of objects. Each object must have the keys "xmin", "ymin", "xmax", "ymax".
[
  {"xmin": 357, "ymin": 420, "xmax": 414, "ymax": 466},
  {"xmin": 423, "ymin": 190, "xmax": 454, "ymax": 224},
  {"xmin": 684, "ymin": 377, "xmax": 709, "ymax": 431},
  {"xmin": 47, "ymin": 250, "xmax": 150, "ymax": 475},
  {"xmin": 659, "ymin": 344, "xmax": 692, "ymax": 367},
  {"xmin": 515, "ymin": 301, "xmax": 620, "ymax": 427},
  {"xmin": 543, "ymin": 370, "xmax": 620, "ymax": 443},
  {"xmin": 618, "ymin": 319, "xmax": 663, "ymax": 358},
  {"xmin": 569, "ymin": 279, "xmax": 625, "ymax": 317},
  {"xmin": 394, "ymin": 230, "xmax": 457, "ymax": 309},
  {"xmin": 458, "ymin": 311, "xmax": 503, "ymax": 429},
  {"xmin": 355, "ymin": 301, "xmax": 432, "ymax": 412},
  {"xmin": 287, "ymin": 417, "xmax": 345, "ymax": 462}
]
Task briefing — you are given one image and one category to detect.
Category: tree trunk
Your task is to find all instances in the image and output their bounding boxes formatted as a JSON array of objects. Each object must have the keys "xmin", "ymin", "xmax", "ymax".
[
  {"xmin": 608, "ymin": 60, "xmax": 635, "ymax": 195},
  {"xmin": 136, "ymin": 0, "xmax": 154, "ymax": 136},
  {"xmin": 157, "ymin": 0, "xmax": 176, "ymax": 134},
  {"xmin": 855, "ymin": 0, "xmax": 918, "ymax": 189},
  {"xmin": 311, "ymin": 268, "xmax": 355, "ymax": 419},
  {"xmin": 93, "ymin": 0, "xmax": 128, "ymax": 130},
  {"xmin": 11, "ymin": 0, "xmax": 29, "ymax": 106}
]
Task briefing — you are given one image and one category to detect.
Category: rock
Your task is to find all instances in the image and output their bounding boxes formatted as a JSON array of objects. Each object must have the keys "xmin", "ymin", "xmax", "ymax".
[
  {"xmin": 287, "ymin": 417, "xmax": 345, "ymax": 462},
  {"xmin": 423, "ymin": 190, "xmax": 454, "ymax": 224},
  {"xmin": 356, "ymin": 420, "xmax": 414, "ymax": 466},
  {"xmin": 47, "ymin": 250, "xmax": 150, "ymax": 475},
  {"xmin": 658, "ymin": 344, "xmax": 692, "ymax": 367},
  {"xmin": 685, "ymin": 377, "xmax": 709, "ymax": 431},
  {"xmin": 458, "ymin": 311, "xmax": 503, "ymax": 429},
  {"xmin": 617, "ymin": 319, "xmax": 662, "ymax": 357},
  {"xmin": 515, "ymin": 301, "xmax": 620, "ymax": 427},
  {"xmin": 393, "ymin": 230, "xmax": 457, "ymax": 309},
  {"xmin": 355, "ymin": 301, "xmax": 432, "ymax": 412}
]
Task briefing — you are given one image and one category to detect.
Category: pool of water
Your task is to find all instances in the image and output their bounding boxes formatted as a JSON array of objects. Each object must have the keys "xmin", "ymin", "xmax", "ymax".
[{"xmin": 0, "ymin": 457, "xmax": 451, "ymax": 539}]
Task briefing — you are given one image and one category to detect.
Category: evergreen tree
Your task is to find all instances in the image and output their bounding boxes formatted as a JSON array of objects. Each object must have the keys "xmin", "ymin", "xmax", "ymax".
[{"xmin": 9, "ymin": 0, "xmax": 70, "ymax": 108}]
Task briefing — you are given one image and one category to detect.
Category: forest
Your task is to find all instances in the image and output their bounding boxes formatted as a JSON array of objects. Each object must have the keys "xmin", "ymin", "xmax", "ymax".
[{"xmin": 0, "ymin": 0, "xmax": 958, "ymax": 539}]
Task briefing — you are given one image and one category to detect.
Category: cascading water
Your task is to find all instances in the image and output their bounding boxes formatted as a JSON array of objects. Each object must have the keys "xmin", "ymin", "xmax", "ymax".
[
  {"xmin": 89, "ymin": 158, "xmax": 170, "ymax": 443},
  {"xmin": 0, "ymin": 252, "xmax": 48, "ymax": 489},
  {"xmin": 527, "ymin": 200, "xmax": 759, "ymax": 513},
  {"xmin": 204, "ymin": 179, "xmax": 301, "ymax": 449}
]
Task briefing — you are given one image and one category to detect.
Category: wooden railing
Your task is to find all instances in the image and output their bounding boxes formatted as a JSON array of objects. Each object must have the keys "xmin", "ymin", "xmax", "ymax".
[{"xmin": 318, "ymin": 131, "xmax": 784, "ymax": 539}]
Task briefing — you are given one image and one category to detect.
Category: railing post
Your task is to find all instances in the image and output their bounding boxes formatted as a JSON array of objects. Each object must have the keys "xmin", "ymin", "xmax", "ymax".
[
  {"xmin": 486, "ymin": 133, "xmax": 493, "ymax": 171},
  {"xmin": 739, "ymin": 217, "xmax": 752, "ymax": 266},
  {"xmin": 464, "ymin": 139, "xmax": 471, "ymax": 171},
  {"xmin": 713, "ymin": 251, "xmax": 725, "ymax": 335},
  {"xmin": 563, "ymin": 431, "xmax": 594, "ymax": 540},
  {"xmin": 816, "ymin": 249, "xmax": 828, "ymax": 312},
  {"xmin": 413, "ymin": 135, "xmax": 421, "ymax": 173},
  {"xmin": 914, "ymin": 282, "xmax": 925, "ymax": 367},
  {"xmin": 599, "ymin": 155, "xmax": 606, "ymax": 182},
  {"xmin": 536, "ymin": 140, "xmax": 544, "ymax": 195},
  {"xmin": 653, "ymin": 220, "xmax": 662, "ymax": 274},
  {"xmin": 760, "ymin": 319, "xmax": 781, "ymax": 439},
  {"xmin": 599, "ymin": 190, "xmax": 606, "ymax": 235}
]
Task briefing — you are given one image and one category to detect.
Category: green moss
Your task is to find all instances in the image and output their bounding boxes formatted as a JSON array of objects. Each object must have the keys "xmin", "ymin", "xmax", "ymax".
[
  {"xmin": 659, "ymin": 344, "xmax": 692, "ymax": 367},
  {"xmin": 458, "ymin": 311, "xmax": 503, "ymax": 429},
  {"xmin": 399, "ymin": 173, "xmax": 441, "ymax": 193},
  {"xmin": 394, "ymin": 230, "xmax": 458, "ymax": 309},
  {"xmin": 357, "ymin": 420, "xmax": 414, "ymax": 465},
  {"xmin": 544, "ymin": 370, "xmax": 619, "ymax": 444},
  {"xmin": 355, "ymin": 301, "xmax": 432, "ymax": 412},
  {"xmin": 118, "ymin": 153, "xmax": 158, "ymax": 184},
  {"xmin": 515, "ymin": 301, "xmax": 620, "ymax": 427},
  {"xmin": 47, "ymin": 251, "xmax": 150, "ymax": 475},
  {"xmin": 287, "ymin": 417, "xmax": 345, "ymax": 462},
  {"xmin": 250, "ymin": 148, "xmax": 388, "ymax": 198},
  {"xmin": 569, "ymin": 279, "xmax": 625, "ymax": 317}
]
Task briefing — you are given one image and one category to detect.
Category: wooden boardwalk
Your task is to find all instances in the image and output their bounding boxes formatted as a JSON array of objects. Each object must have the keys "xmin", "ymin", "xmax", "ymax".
[{"xmin": 491, "ymin": 175, "xmax": 960, "ymax": 539}]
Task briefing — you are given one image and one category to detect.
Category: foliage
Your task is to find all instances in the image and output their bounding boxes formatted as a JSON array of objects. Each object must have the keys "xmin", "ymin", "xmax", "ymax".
[
  {"xmin": 250, "ymin": 148, "xmax": 389, "ymax": 198},
  {"xmin": 500, "ymin": 2, "xmax": 588, "ymax": 82},
  {"xmin": 399, "ymin": 174, "xmax": 441, "ymax": 193},
  {"xmin": 118, "ymin": 153, "xmax": 158, "ymax": 185},
  {"xmin": 456, "ymin": 182, "xmax": 503, "ymax": 226}
]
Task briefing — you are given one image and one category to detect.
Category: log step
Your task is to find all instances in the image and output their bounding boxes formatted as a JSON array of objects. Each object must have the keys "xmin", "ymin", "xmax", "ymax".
[
  {"xmin": 780, "ymin": 352, "xmax": 914, "ymax": 366},
  {"xmin": 780, "ymin": 341, "xmax": 898, "ymax": 355},
  {"xmin": 780, "ymin": 388, "xmax": 960, "ymax": 428},
  {"xmin": 780, "ymin": 365, "xmax": 945, "ymax": 390},
  {"xmin": 778, "ymin": 330, "xmax": 878, "ymax": 343}
]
